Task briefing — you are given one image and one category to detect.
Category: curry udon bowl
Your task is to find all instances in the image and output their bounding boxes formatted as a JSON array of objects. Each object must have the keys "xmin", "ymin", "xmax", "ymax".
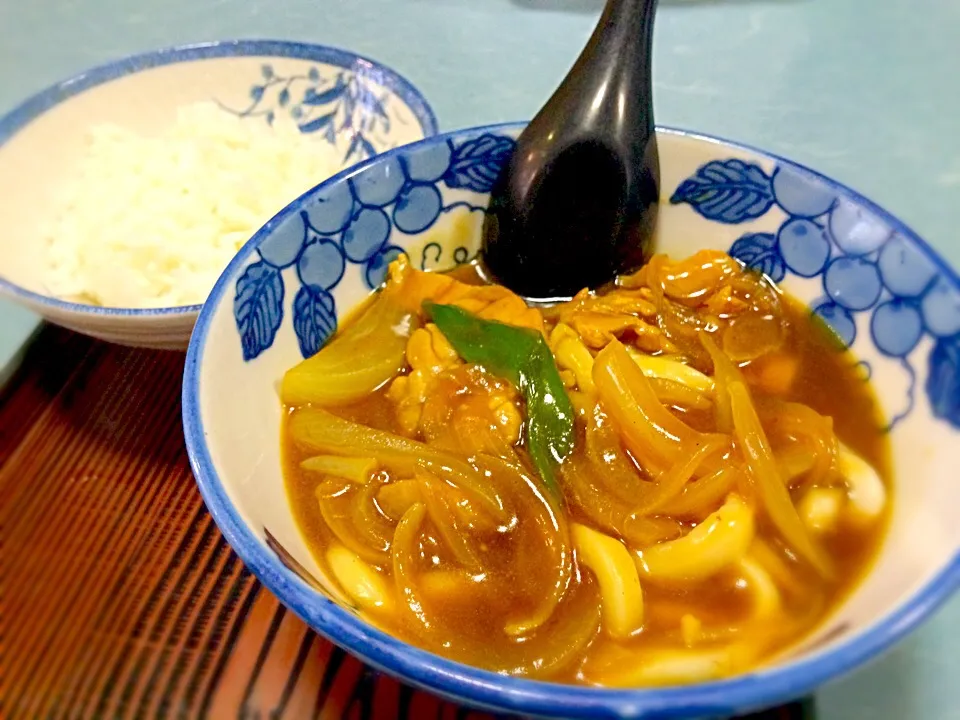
[{"xmin": 183, "ymin": 124, "xmax": 960, "ymax": 718}]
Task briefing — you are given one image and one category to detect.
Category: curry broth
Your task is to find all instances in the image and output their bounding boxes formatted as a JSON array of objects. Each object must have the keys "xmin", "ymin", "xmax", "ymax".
[{"xmin": 281, "ymin": 262, "xmax": 891, "ymax": 685}]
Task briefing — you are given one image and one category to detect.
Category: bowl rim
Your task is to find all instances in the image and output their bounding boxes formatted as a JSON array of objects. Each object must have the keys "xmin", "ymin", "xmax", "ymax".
[
  {"xmin": 0, "ymin": 38, "xmax": 440, "ymax": 318},
  {"xmin": 183, "ymin": 122, "xmax": 960, "ymax": 718}
]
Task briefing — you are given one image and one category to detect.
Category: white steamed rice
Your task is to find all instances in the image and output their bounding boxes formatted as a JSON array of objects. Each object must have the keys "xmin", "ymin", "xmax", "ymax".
[{"xmin": 44, "ymin": 102, "xmax": 343, "ymax": 309}]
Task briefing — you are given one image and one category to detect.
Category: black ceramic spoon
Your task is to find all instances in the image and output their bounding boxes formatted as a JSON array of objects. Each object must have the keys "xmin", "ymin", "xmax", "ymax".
[{"xmin": 481, "ymin": 0, "xmax": 660, "ymax": 301}]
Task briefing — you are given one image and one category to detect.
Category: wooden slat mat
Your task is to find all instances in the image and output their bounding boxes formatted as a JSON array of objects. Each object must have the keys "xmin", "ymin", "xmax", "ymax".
[{"xmin": 0, "ymin": 326, "xmax": 815, "ymax": 720}]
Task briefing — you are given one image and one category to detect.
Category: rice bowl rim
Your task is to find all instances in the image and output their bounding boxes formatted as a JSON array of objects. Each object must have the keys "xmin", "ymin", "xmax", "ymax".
[{"xmin": 0, "ymin": 38, "xmax": 440, "ymax": 317}]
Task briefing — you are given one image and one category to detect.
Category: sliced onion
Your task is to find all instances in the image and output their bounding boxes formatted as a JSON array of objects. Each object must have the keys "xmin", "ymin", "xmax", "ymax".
[
  {"xmin": 728, "ymin": 381, "xmax": 832, "ymax": 578},
  {"xmin": 289, "ymin": 406, "xmax": 507, "ymax": 521},
  {"xmin": 593, "ymin": 340, "xmax": 715, "ymax": 475},
  {"xmin": 282, "ymin": 291, "xmax": 418, "ymax": 406}
]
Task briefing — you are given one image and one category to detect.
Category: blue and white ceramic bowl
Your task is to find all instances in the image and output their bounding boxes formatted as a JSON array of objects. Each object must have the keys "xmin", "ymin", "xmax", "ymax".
[
  {"xmin": 183, "ymin": 124, "xmax": 960, "ymax": 718},
  {"xmin": 0, "ymin": 40, "xmax": 437, "ymax": 349}
]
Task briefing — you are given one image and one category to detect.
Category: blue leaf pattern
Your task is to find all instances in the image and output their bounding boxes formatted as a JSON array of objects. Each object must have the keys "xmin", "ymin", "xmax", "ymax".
[
  {"xmin": 359, "ymin": 136, "xmax": 377, "ymax": 160},
  {"xmin": 298, "ymin": 112, "xmax": 335, "ymax": 134},
  {"xmin": 443, "ymin": 135, "xmax": 516, "ymax": 193},
  {"xmin": 234, "ymin": 261, "xmax": 284, "ymax": 361},
  {"xmin": 670, "ymin": 159, "xmax": 775, "ymax": 223},
  {"xmin": 220, "ymin": 63, "xmax": 401, "ymax": 166},
  {"xmin": 730, "ymin": 232, "xmax": 786, "ymax": 282},
  {"xmin": 345, "ymin": 134, "xmax": 362, "ymax": 163},
  {"xmin": 303, "ymin": 77, "xmax": 346, "ymax": 106},
  {"xmin": 926, "ymin": 334, "xmax": 960, "ymax": 428},
  {"xmin": 343, "ymin": 133, "xmax": 379, "ymax": 162},
  {"xmin": 293, "ymin": 284, "xmax": 338, "ymax": 359}
]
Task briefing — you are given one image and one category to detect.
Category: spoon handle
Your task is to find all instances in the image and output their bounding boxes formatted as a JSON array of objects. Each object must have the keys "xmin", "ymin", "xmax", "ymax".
[{"xmin": 578, "ymin": 0, "xmax": 658, "ymax": 111}]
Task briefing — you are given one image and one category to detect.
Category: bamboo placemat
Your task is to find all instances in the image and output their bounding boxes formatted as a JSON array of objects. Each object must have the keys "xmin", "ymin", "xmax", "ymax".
[{"xmin": 0, "ymin": 325, "xmax": 815, "ymax": 720}]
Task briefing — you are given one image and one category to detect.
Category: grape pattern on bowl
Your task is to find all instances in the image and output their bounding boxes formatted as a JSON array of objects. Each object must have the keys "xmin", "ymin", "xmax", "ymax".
[
  {"xmin": 233, "ymin": 131, "xmax": 960, "ymax": 431},
  {"xmin": 233, "ymin": 133, "xmax": 515, "ymax": 361},
  {"xmin": 672, "ymin": 159, "xmax": 960, "ymax": 429}
]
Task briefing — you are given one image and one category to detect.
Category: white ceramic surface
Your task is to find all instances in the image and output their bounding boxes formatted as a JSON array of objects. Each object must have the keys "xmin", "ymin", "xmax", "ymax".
[
  {"xmin": 184, "ymin": 125, "xmax": 960, "ymax": 719},
  {"xmin": 0, "ymin": 40, "xmax": 437, "ymax": 350}
]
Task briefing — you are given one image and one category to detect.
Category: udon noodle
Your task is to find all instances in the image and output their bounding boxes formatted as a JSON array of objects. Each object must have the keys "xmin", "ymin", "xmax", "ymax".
[{"xmin": 280, "ymin": 250, "xmax": 890, "ymax": 687}]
